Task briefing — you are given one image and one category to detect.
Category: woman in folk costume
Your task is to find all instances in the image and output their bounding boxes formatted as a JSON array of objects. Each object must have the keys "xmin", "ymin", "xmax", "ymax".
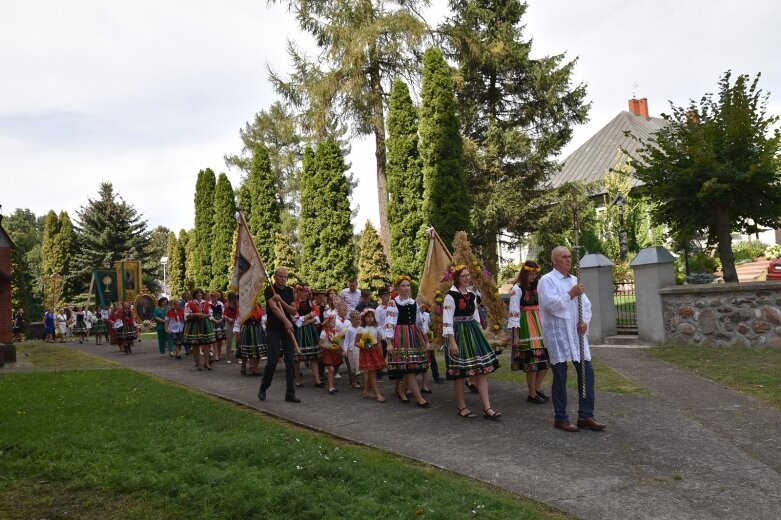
[
  {"xmin": 508, "ymin": 261, "xmax": 550, "ymax": 404},
  {"xmin": 318, "ymin": 314, "xmax": 344, "ymax": 394},
  {"xmin": 108, "ymin": 302, "xmax": 122, "ymax": 350},
  {"xmin": 73, "ymin": 307, "xmax": 88, "ymax": 344},
  {"xmin": 239, "ymin": 303, "xmax": 266, "ymax": 376},
  {"xmin": 443, "ymin": 265, "xmax": 501, "ymax": 420},
  {"xmin": 223, "ymin": 291, "xmax": 239, "ymax": 364},
  {"xmin": 183, "ymin": 288, "xmax": 216, "ymax": 371},
  {"xmin": 209, "ymin": 291, "xmax": 226, "ymax": 362},
  {"xmin": 384, "ymin": 275, "xmax": 430, "ymax": 407},
  {"xmin": 293, "ymin": 284, "xmax": 324, "ymax": 388},
  {"xmin": 56, "ymin": 308, "xmax": 68, "ymax": 343},
  {"xmin": 115, "ymin": 301, "xmax": 138, "ymax": 354},
  {"xmin": 89, "ymin": 305, "xmax": 107, "ymax": 345}
]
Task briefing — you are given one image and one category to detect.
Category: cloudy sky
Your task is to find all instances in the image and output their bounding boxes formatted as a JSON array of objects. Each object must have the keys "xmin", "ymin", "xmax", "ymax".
[{"xmin": 1, "ymin": 0, "xmax": 779, "ymax": 235}]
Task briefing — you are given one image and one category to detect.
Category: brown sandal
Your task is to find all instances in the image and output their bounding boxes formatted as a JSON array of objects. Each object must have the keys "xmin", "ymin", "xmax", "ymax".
[{"xmin": 457, "ymin": 407, "xmax": 476, "ymax": 418}]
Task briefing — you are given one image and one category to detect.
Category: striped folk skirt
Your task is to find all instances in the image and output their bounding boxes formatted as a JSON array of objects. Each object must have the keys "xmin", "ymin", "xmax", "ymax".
[
  {"xmin": 359, "ymin": 343, "xmax": 386, "ymax": 371},
  {"xmin": 294, "ymin": 323, "xmax": 321, "ymax": 361},
  {"xmin": 386, "ymin": 324, "xmax": 429, "ymax": 379},
  {"xmin": 240, "ymin": 321, "xmax": 267, "ymax": 359},
  {"xmin": 73, "ymin": 318, "xmax": 88, "ymax": 335},
  {"xmin": 115, "ymin": 321, "xmax": 138, "ymax": 343},
  {"xmin": 91, "ymin": 319, "xmax": 107, "ymax": 335},
  {"xmin": 183, "ymin": 317, "xmax": 216, "ymax": 346},
  {"xmin": 445, "ymin": 318, "xmax": 500, "ymax": 380},
  {"xmin": 213, "ymin": 321, "xmax": 227, "ymax": 341},
  {"xmin": 511, "ymin": 307, "xmax": 550, "ymax": 372}
]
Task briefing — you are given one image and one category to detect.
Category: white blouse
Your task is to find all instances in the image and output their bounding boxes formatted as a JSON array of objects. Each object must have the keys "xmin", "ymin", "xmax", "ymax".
[
  {"xmin": 383, "ymin": 296, "xmax": 428, "ymax": 339},
  {"xmin": 442, "ymin": 286, "xmax": 480, "ymax": 337}
]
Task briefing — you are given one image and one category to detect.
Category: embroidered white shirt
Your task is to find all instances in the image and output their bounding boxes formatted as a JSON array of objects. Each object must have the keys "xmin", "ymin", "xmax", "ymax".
[
  {"xmin": 384, "ymin": 296, "xmax": 427, "ymax": 339},
  {"xmin": 507, "ymin": 283, "xmax": 522, "ymax": 329},
  {"xmin": 442, "ymin": 286, "xmax": 480, "ymax": 337},
  {"xmin": 537, "ymin": 270, "xmax": 592, "ymax": 365}
]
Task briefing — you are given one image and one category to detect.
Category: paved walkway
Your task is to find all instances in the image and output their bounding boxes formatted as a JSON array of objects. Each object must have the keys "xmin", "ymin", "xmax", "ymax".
[{"xmin": 62, "ymin": 340, "xmax": 780, "ymax": 520}]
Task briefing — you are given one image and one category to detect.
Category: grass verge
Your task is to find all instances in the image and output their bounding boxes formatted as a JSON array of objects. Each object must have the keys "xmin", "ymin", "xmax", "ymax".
[
  {"xmin": 0, "ymin": 369, "xmax": 571, "ymax": 520},
  {"xmin": 13, "ymin": 341, "xmax": 118, "ymax": 370},
  {"xmin": 645, "ymin": 345, "xmax": 781, "ymax": 409}
]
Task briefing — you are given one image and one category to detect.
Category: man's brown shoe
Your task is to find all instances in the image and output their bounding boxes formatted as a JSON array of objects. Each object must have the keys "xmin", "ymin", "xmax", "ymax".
[
  {"xmin": 554, "ymin": 420, "xmax": 579, "ymax": 432},
  {"xmin": 577, "ymin": 417, "xmax": 607, "ymax": 431}
]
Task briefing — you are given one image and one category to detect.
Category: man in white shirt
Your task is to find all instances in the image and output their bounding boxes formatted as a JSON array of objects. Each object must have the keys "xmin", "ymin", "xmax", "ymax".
[
  {"xmin": 340, "ymin": 278, "xmax": 361, "ymax": 312},
  {"xmin": 538, "ymin": 246, "xmax": 607, "ymax": 433},
  {"xmin": 374, "ymin": 287, "xmax": 391, "ymax": 380}
]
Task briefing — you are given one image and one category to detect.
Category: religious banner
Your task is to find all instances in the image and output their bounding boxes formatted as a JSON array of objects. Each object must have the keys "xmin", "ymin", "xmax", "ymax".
[
  {"xmin": 93, "ymin": 269, "xmax": 118, "ymax": 308},
  {"xmin": 418, "ymin": 226, "xmax": 453, "ymax": 308},
  {"xmin": 231, "ymin": 212, "xmax": 267, "ymax": 325},
  {"xmin": 134, "ymin": 293, "xmax": 155, "ymax": 323},
  {"xmin": 116, "ymin": 260, "xmax": 142, "ymax": 303}
]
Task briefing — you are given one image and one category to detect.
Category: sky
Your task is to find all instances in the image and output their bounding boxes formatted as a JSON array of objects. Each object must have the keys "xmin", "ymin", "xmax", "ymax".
[{"xmin": 1, "ymin": 0, "xmax": 779, "ymax": 236}]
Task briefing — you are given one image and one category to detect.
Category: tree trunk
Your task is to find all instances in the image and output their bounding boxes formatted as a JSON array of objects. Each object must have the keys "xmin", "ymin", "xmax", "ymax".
[
  {"xmin": 483, "ymin": 229, "xmax": 499, "ymax": 278},
  {"xmin": 369, "ymin": 46, "xmax": 390, "ymax": 259},
  {"xmin": 714, "ymin": 207, "xmax": 738, "ymax": 283}
]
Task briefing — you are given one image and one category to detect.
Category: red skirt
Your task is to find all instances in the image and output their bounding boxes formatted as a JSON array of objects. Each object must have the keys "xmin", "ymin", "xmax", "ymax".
[
  {"xmin": 320, "ymin": 347, "xmax": 344, "ymax": 367},
  {"xmin": 360, "ymin": 344, "xmax": 386, "ymax": 371}
]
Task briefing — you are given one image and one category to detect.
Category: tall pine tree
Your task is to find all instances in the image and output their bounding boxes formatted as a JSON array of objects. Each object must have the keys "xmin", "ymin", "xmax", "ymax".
[
  {"xmin": 386, "ymin": 79, "xmax": 427, "ymax": 279},
  {"xmin": 211, "ymin": 173, "xmax": 237, "ymax": 289},
  {"xmin": 357, "ymin": 221, "xmax": 392, "ymax": 291},
  {"xmin": 70, "ymin": 183, "xmax": 151, "ymax": 295},
  {"xmin": 246, "ymin": 143, "xmax": 281, "ymax": 265},
  {"xmin": 41, "ymin": 210, "xmax": 60, "ymax": 276},
  {"xmin": 300, "ymin": 140, "xmax": 356, "ymax": 288},
  {"xmin": 193, "ymin": 168, "xmax": 216, "ymax": 288},
  {"xmin": 443, "ymin": 0, "xmax": 588, "ymax": 271},
  {"xmin": 180, "ymin": 229, "xmax": 195, "ymax": 293},
  {"xmin": 419, "ymin": 48, "xmax": 470, "ymax": 248}
]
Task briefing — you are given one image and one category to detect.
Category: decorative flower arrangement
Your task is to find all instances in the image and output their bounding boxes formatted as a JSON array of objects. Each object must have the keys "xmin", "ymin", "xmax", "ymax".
[
  {"xmin": 329, "ymin": 334, "xmax": 343, "ymax": 350},
  {"xmin": 359, "ymin": 331, "xmax": 376, "ymax": 350}
]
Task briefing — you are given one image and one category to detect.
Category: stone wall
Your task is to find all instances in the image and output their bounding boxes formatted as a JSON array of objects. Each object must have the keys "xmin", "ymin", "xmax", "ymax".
[{"xmin": 660, "ymin": 281, "xmax": 781, "ymax": 347}]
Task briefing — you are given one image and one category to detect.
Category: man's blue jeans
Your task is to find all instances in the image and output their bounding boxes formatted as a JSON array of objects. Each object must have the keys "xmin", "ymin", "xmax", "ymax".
[{"xmin": 551, "ymin": 360, "xmax": 595, "ymax": 422}]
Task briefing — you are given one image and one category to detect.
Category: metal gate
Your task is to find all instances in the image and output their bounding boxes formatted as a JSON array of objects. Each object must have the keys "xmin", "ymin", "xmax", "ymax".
[{"xmin": 613, "ymin": 281, "xmax": 638, "ymax": 333}]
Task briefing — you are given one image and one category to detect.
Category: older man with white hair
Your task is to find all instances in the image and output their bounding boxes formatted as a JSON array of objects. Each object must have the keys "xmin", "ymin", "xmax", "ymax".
[{"xmin": 538, "ymin": 246, "xmax": 607, "ymax": 433}]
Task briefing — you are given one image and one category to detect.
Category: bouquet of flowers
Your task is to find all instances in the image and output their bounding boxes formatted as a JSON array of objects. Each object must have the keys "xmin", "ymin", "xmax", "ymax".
[
  {"xmin": 359, "ymin": 331, "xmax": 376, "ymax": 350},
  {"xmin": 329, "ymin": 333, "xmax": 343, "ymax": 350}
]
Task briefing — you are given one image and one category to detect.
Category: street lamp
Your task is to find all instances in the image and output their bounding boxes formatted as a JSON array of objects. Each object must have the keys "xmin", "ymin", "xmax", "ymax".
[
  {"xmin": 611, "ymin": 192, "xmax": 628, "ymax": 261},
  {"xmin": 160, "ymin": 256, "xmax": 168, "ymax": 297}
]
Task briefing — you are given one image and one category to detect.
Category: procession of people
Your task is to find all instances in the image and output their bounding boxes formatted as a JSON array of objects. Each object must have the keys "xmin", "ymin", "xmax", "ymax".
[{"xmin": 15, "ymin": 245, "xmax": 606, "ymax": 432}]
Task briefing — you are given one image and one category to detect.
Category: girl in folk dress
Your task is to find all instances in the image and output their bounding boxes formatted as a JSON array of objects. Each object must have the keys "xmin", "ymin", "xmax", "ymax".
[
  {"xmin": 334, "ymin": 303, "xmax": 359, "ymax": 388},
  {"xmin": 108, "ymin": 302, "xmax": 122, "ymax": 350},
  {"xmin": 240, "ymin": 304, "xmax": 266, "ymax": 376},
  {"xmin": 183, "ymin": 288, "xmax": 216, "ymax": 371},
  {"xmin": 384, "ymin": 276, "xmax": 430, "ymax": 408},
  {"xmin": 210, "ymin": 292, "xmax": 226, "ymax": 362},
  {"xmin": 293, "ymin": 285, "xmax": 323, "ymax": 388},
  {"xmin": 443, "ymin": 266, "xmax": 501, "ymax": 420},
  {"xmin": 319, "ymin": 315, "xmax": 344, "ymax": 395},
  {"xmin": 166, "ymin": 299, "xmax": 185, "ymax": 359},
  {"xmin": 115, "ymin": 302, "xmax": 138, "ymax": 354},
  {"xmin": 356, "ymin": 309, "xmax": 386, "ymax": 402},
  {"xmin": 73, "ymin": 307, "xmax": 88, "ymax": 344},
  {"xmin": 90, "ymin": 306, "xmax": 106, "ymax": 345},
  {"xmin": 508, "ymin": 261, "xmax": 550, "ymax": 404}
]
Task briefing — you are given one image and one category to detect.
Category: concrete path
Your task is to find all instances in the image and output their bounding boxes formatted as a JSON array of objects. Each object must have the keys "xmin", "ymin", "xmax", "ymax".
[{"xmin": 63, "ymin": 340, "xmax": 780, "ymax": 520}]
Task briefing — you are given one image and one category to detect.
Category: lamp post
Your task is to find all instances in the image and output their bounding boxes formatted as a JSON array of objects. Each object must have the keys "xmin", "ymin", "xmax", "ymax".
[
  {"xmin": 612, "ymin": 192, "xmax": 628, "ymax": 261},
  {"xmin": 160, "ymin": 256, "xmax": 168, "ymax": 297}
]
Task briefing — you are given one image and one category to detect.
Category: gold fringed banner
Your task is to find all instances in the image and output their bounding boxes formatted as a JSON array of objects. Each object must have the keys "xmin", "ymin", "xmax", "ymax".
[
  {"xmin": 231, "ymin": 212, "xmax": 266, "ymax": 325},
  {"xmin": 419, "ymin": 227, "xmax": 453, "ymax": 307}
]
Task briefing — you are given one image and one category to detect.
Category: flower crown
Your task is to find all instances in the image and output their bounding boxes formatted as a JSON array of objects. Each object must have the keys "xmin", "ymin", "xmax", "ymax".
[
  {"xmin": 394, "ymin": 275, "xmax": 412, "ymax": 286},
  {"xmin": 522, "ymin": 265, "xmax": 541, "ymax": 273},
  {"xmin": 451, "ymin": 264, "xmax": 467, "ymax": 272},
  {"xmin": 360, "ymin": 308, "xmax": 376, "ymax": 317}
]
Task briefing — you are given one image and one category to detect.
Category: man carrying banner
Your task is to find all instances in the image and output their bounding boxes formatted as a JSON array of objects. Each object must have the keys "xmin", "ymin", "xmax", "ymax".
[{"xmin": 258, "ymin": 267, "xmax": 300, "ymax": 403}]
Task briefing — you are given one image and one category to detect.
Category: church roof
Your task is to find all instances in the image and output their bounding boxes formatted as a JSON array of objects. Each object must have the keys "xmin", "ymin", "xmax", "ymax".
[{"xmin": 550, "ymin": 110, "xmax": 669, "ymax": 190}]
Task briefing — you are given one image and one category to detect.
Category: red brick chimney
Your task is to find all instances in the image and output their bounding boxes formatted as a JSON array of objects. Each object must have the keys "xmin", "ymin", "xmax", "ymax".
[{"xmin": 628, "ymin": 98, "xmax": 649, "ymax": 119}]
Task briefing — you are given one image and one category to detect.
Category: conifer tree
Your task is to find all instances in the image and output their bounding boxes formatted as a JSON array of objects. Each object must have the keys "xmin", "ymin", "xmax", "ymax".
[
  {"xmin": 193, "ymin": 168, "xmax": 216, "ymax": 288},
  {"xmin": 70, "ymin": 183, "xmax": 151, "ymax": 295},
  {"xmin": 273, "ymin": 232, "xmax": 300, "ymax": 286},
  {"xmin": 246, "ymin": 143, "xmax": 281, "ymax": 265},
  {"xmin": 387, "ymin": 79, "xmax": 427, "ymax": 279},
  {"xmin": 357, "ymin": 221, "xmax": 392, "ymax": 291},
  {"xmin": 41, "ymin": 210, "xmax": 60, "ymax": 276},
  {"xmin": 179, "ymin": 229, "xmax": 195, "ymax": 293},
  {"xmin": 166, "ymin": 231, "xmax": 184, "ymax": 297},
  {"xmin": 211, "ymin": 173, "xmax": 237, "ymax": 289},
  {"xmin": 300, "ymin": 140, "xmax": 356, "ymax": 288},
  {"xmin": 419, "ymin": 48, "xmax": 470, "ymax": 248},
  {"xmin": 298, "ymin": 146, "xmax": 319, "ymax": 284}
]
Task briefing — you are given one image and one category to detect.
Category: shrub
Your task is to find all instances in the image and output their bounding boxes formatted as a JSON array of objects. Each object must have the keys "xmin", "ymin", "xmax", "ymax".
[
  {"xmin": 765, "ymin": 244, "xmax": 781, "ymax": 259},
  {"xmin": 686, "ymin": 273, "xmax": 714, "ymax": 284},
  {"xmin": 613, "ymin": 261, "xmax": 633, "ymax": 283},
  {"xmin": 730, "ymin": 240, "xmax": 768, "ymax": 263}
]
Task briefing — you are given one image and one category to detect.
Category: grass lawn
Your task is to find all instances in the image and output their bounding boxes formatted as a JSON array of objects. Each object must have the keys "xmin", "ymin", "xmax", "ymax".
[
  {"xmin": 0, "ymin": 351, "xmax": 570, "ymax": 520},
  {"xmin": 646, "ymin": 345, "xmax": 781, "ymax": 409},
  {"xmin": 437, "ymin": 350, "xmax": 650, "ymax": 395},
  {"xmin": 14, "ymin": 341, "xmax": 119, "ymax": 370}
]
